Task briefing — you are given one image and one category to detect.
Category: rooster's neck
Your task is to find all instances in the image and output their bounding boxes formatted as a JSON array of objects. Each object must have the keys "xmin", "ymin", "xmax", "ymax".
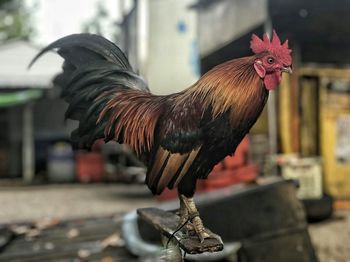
[{"xmin": 186, "ymin": 57, "xmax": 266, "ymax": 124}]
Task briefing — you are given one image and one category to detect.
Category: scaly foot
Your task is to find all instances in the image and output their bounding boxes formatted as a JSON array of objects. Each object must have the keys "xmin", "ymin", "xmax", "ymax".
[
  {"xmin": 178, "ymin": 194, "xmax": 223, "ymax": 243},
  {"xmin": 178, "ymin": 196, "xmax": 195, "ymax": 233}
]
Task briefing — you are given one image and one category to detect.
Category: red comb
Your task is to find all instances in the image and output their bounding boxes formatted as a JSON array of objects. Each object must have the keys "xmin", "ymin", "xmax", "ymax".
[{"xmin": 250, "ymin": 30, "xmax": 292, "ymax": 65}]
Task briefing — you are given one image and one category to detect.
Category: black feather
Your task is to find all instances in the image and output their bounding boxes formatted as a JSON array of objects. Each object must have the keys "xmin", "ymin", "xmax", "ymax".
[{"xmin": 29, "ymin": 34, "xmax": 132, "ymax": 70}]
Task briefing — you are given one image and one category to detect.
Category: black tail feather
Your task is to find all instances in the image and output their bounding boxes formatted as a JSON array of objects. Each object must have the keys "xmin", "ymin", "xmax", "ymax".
[
  {"xmin": 30, "ymin": 33, "xmax": 149, "ymax": 150},
  {"xmin": 29, "ymin": 33, "xmax": 132, "ymax": 70}
]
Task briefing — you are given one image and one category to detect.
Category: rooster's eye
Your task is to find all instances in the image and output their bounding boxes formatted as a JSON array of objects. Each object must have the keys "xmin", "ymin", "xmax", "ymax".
[{"xmin": 267, "ymin": 57, "xmax": 274, "ymax": 64}]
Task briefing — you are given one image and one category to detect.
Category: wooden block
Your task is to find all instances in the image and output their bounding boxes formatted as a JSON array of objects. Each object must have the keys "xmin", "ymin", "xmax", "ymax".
[{"xmin": 137, "ymin": 208, "xmax": 223, "ymax": 254}]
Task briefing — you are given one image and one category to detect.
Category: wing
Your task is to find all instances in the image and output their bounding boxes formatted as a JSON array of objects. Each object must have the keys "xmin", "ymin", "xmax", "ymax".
[{"xmin": 146, "ymin": 100, "xmax": 203, "ymax": 194}]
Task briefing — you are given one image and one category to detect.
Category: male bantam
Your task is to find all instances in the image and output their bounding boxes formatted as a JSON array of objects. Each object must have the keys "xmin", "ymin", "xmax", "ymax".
[{"xmin": 30, "ymin": 30, "xmax": 292, "ymax": 242}]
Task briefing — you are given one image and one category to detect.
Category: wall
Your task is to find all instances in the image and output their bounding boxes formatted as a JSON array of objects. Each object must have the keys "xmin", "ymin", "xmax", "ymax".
[
  {"xmin": 196, "ymin": 0, "xmax": 267, "ymax": 57},
  {"xmin": 144, "ymin": 0, "xmax": 200, "ymax": 95}
]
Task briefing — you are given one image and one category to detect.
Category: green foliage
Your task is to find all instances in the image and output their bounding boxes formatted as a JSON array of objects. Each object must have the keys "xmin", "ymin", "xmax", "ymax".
[{"xmin": 0, "ymin": 0, "xmax": 33, "ymax": 42}]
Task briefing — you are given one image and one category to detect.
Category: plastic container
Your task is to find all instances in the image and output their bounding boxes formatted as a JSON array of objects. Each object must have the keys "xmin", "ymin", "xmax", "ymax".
[
  {"xmin": 281, "ymin": 157, "xmax": 322, "ymax": 199},
  {"xmin": 76, "ymin": 152, "xmax": 104, "ymax": 183},
  {"xmin": 47, "ymin": 142, "xmax": 75, "ymax": 183}
]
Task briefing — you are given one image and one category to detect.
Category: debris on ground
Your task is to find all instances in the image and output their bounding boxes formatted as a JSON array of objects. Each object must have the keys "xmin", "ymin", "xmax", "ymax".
[{"xmin": 0, "ymin": 214, "xmax": 136, "ymax": 261}]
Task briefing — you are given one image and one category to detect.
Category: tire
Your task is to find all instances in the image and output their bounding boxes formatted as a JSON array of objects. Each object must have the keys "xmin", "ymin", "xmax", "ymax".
[{"xmin": 302, "ymin": 194, "xmax": 334, "ymax": 223}]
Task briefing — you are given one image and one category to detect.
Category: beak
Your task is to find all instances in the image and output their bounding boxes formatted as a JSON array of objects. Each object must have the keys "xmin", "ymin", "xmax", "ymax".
[{"xmin": 281, "ymin": 66, "xmax": 292, "ymax": 74}]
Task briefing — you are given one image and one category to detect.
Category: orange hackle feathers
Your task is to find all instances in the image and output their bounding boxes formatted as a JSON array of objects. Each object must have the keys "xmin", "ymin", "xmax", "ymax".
[{"xmin": 180, "ymin": 57, "xmax": 263, "ymax": 125}]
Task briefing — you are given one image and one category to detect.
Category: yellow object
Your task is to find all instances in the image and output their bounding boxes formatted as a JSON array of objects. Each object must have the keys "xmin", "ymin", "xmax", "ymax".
[
  {"xmin": 279, "ymin": 73, "xmax": 293, "ymax": 153},
  {"xmin": 320, "ymin": 77, "xmax": 350, "ymax": 198}
]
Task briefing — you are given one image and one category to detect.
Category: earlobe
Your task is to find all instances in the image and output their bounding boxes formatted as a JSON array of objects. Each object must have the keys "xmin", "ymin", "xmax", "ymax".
[{"xmin": 254, "ymin": 62, "xmax": 266, "ymax": 78}]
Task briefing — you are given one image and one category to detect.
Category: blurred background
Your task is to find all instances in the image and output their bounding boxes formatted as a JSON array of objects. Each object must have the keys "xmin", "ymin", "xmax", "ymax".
[{"xmin": 0, "ymin": 0, "xmax": 349, "ymax": 261}]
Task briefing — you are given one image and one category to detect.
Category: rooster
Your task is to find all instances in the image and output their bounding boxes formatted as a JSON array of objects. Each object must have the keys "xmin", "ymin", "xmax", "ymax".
[{"xmin": 30, "ymin": 30, "xmax": 292, "ymax": 242}]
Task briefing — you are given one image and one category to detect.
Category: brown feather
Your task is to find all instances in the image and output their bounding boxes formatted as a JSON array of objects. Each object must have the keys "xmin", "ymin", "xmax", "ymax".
[
  {"xmin": 148, "ymin": 147, "xmax": 170, "ymax": 186},
  {"xmin": 172, "ymin": 147, "xmax": 201, "ymax": 188},
  {"xmin": 96, "ymin": 90, "xmax": 165, "ymax": 155},
  {"xmin": 175, "ymin": 56, "xmax": 263, "ymax": 126},
  {"xmin": 156, "ymin": 152, "xmax": 189, "ymax": 193}
]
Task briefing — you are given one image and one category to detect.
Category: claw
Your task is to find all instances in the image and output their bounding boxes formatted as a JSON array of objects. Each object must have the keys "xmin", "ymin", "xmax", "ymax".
[{"xmin": 198, "ymin": 230, "xmax": 210, "ymax": 243}]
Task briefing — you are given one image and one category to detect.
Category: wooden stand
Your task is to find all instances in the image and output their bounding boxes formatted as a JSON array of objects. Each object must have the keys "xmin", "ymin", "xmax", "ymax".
[{"xmin": 137, "ymin": 208, "xmax": 224, "ymax": 256}]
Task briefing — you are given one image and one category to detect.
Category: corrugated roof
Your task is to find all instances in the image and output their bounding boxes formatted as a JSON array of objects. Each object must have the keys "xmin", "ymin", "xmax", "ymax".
[{"xmin": 0, "ymin": 40, "xmax": 63, "ymax": 89}]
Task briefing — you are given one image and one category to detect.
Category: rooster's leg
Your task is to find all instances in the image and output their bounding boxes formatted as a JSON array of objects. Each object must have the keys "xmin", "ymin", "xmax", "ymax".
[
  {"xmin": 178, "ymin": 194, "xmax": 195, "ymax": 232},
  {"xmin": 179, "ymin": 195, "xmax": 221, "ymax": 243}
]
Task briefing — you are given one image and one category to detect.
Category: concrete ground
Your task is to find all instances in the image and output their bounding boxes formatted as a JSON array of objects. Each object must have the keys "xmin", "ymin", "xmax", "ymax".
[
  {"xmin": 309, "ymin": 210, "xmax": 350, "ymax": 262},
  {"xmin": 0, "ymin": 184, "xmax": 156, "ymax": 223},
  {"xmin": 0, "ymin": 183, "xmax": 348, "ymax": 261}
]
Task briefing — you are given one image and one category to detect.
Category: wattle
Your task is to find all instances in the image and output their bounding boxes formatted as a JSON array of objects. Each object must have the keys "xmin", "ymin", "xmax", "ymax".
[{"xmin": 263, "ymin": 72, "xmax": 282, "ymax": 90}]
